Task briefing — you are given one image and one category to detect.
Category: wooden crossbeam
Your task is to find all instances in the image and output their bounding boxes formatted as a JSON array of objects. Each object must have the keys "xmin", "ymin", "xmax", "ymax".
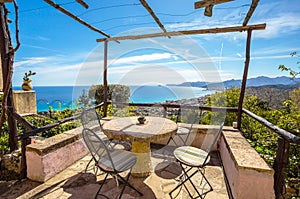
[
  {"xmin": 75, "ymin": 0, "xmax": 88, "ymax": 9},
  {"xmin": 194, "ymin": 0, "xmax": 233, "ymax": 9},
  {"xmin": 96, "ymin": 23, "xmax": 266, "ymax": 42},
  {"xmin": 139, "ymin": 0, "xmax": 170, "ymax": 38},
  {"xmin": 243, "ymin": 0, "xmax": 259, "ymax": 26},
  {"xmin": 44, "ymin": 0, "xmax": 110, "ymax": 38}
]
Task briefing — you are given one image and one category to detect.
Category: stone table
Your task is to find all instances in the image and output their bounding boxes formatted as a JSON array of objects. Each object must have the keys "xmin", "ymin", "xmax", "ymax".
[{"xmin": 102, "ymin": 116, "xmax": 178, "ymax": 177}]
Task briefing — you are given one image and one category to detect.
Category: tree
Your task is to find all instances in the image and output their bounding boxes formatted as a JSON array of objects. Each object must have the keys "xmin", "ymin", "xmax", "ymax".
[{"xmin": 278, "ymin": 52, "xmax": 300, "ymax": 79}]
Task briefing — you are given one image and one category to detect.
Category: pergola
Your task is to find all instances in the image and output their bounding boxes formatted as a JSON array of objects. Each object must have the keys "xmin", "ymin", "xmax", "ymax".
[
  {"xmin": 0, "ymin": 0, "xmax": 265, "ymax": 149},
  {"xmin": 42, "ymin": 0, "xmax": 265, "ymax": 127}
]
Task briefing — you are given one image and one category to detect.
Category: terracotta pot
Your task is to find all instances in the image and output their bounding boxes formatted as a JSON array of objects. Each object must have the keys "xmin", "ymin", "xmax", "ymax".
[{"xmin": 22, "ymin": 81, "xmax": 32, "ymax": 91}]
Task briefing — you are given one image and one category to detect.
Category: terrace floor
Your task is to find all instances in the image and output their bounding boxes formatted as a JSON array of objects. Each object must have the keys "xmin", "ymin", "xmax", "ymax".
[{"xmin": 0, "ymin": 146, "xmax": 230, "ymax": 199}]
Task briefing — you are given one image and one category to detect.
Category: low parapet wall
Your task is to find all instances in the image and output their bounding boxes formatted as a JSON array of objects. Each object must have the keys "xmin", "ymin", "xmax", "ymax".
[
  {"xmin": 26, "ymin": 126, "xmax": 88, "ymax": 182},
  {"xmin": 219, "ymin": 129, "xmax": 275, "ymax": 199}
]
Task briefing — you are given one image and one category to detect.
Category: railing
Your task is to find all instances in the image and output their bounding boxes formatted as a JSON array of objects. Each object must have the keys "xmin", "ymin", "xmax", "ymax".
[
  {"xmin": 242, "ymin": 108, "xmax": 300, "ymax": 198},
  {"xmin": 16, "ymin": 102, "xmax": 104, "ymax": 178},
  {"xmin": 16, "ymin": 102, "xmax": 299, "ymax": 198}
]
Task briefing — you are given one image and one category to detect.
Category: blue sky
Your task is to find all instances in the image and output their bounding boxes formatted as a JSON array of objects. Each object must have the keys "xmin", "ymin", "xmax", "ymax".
[{"xmin": 6, "ymin": 0, "xmax": 300, "ymax": 86}]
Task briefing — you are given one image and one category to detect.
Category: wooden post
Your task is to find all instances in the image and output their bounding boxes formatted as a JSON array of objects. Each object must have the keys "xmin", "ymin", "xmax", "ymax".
[
  {"xmin": 273, "ymin": 136, "xmax": 290, "ymax": 198},
  {"xmin": 0, "ymin": 3, "xmax": 18, "ymax": 151},
  {"xmin": 103, "ymin": 41, "xmax": 108, "ymax": 117},
  {"xmin": 237, "ymin": 29, "xmax": 252, "ymax": 129}
]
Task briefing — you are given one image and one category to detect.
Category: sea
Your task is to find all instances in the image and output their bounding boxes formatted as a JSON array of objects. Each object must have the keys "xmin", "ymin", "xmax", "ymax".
[{"xmin": 13, "ymin": 85, "xmax": 214, "ymax": 113}]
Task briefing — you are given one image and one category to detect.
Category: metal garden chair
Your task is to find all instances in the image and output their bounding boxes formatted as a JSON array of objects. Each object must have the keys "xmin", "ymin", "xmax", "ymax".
[
  {"xmin": 80, "ymin": 108, "xmax": 130, "ymax": 173},
  {"xmin": 82, "ymin": 128, "xmax": 143, "ymax": 199},
  {"xmin": 169, "ymin": 106, "xmax": 202, "ymax": 146},
  {"xmin": 169, "ymin": 122, "xmax": 224, "ymax": 199}
]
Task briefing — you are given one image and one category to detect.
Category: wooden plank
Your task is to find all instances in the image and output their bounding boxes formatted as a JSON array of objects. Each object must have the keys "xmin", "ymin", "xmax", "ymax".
[
  {"xmin": 103, "ymin": 41, "xmax": 108, "ymax": 117},
  {"xmin": 194, "ymin": 0, "xmax": 233, "ymax": 9},
  {"xmin": 139, "ymin": 0, "xmax": 170, "ymax": 38},
  {"xmin": 11, "ymin": 111, "xmax": 35, "ymax": 131},
  {"xmin": 0, "ymin": 0, "xmax": 13, "ymax": 3},
  {"xmin": 243, "ymin": 0, "xmax": 259, "ymax": 26},
  {"xmin": 96, "ymin": 23, "xmax": 266, "ymax": 42},
  {"xmin": 75, "ymin": 0, "xmax": 88, "ymax": 9},
  {"xmin": 237, "ymin": 29, "xmax": 252, "ymax": 129},
  {"xmin": 273, "ymin": 136, "xmax": 290, "ymax": 198},
  {"xmin": 43, "ymin": 0, "xmax": 110, "ymax": 38}
]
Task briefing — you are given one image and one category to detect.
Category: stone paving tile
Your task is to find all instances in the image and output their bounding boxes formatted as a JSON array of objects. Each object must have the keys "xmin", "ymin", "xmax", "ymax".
[{"xmin": 1, "ymin": 152, "xmax": 229, "ymax": 199}]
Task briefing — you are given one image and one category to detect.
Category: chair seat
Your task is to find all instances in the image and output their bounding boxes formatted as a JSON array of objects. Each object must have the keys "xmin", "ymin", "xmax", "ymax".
[
  {"xmin": 174, "ymin": 146, "xmax": 210, "ymax": 167},
  {"xmin": 176, "ymin": 126, "xmax": 190, "ymax": 134},
  {"xmin": 98, "ymin": 149, "xmax": 137, "ymax": 172}
]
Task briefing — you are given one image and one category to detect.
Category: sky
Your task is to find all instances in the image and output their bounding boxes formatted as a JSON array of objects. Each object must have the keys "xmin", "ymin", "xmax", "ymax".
[{"xmin": 5, "ymin": 0, "xmax": 300, "ymax": 86}]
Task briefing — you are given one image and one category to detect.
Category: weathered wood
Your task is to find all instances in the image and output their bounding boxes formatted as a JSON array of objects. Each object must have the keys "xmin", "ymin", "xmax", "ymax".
[
  {"xmin": 43, "ymin": 0, "xmax": 110, "ymax": 38},
  {"xmin": 0, "ymin": 4, "xmax": 18, "ymax": 150},
  {"xmin": 103, "ymin": 41, "xmax": 108, "ymax": 117},
  {"xmin": 75, "ymin": 0, "xmax": 88, "ymax": 9},
  {"xmin": 97, "ymin": 23, "xmax": 266, "ymax": 42},
  {"xmin": 11, "ymin": 110, "xmax": 35, "ymax": 131},
  {"xmin": 194, "ymin": 0, "xmax": 233, "ymax": 9},
  {"xmin": 273, "ymin": 136, "xmax": 290, "ymax": 198},
  {"xmin": 0, "ymin": 0, "xmax": 13, "ymax": 3},
  {"xmin": 242, "ymin": 108, "xmax": 300, "ymax": 144},
  {"xmin": 108, "ymin": 101, "xmax": 238, "ymax": 113},
  {"xmin": 20, "ymin": 138, "xmax": 30, "ymax": 179},
  {"xmin": 243, "ymin": 0, "xmax": 259, "ymax": 26},
  {"xmin": 237, "ymin": 30, "xmax": 252, "ymax": 129},
  {"xmin": 139, "ymin": 0, "xmax": 170, "ymax": 38},
  {"xmin": 17, "ymin": 102, "xmax": 104, "ymax": 140}
]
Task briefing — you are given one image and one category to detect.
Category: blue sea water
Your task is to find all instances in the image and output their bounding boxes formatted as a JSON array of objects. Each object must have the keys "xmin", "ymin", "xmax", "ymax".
[{"xmin": 13, "ymin": 85, "xmax": 214, "ymax": 112}]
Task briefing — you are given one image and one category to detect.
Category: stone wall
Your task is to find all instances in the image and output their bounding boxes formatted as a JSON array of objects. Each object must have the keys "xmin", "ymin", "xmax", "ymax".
[
  {"xmin": 219, "ymin": 129, "xmax": 275, "ymax": 199},
  {"xmin": 26, "ymin": 126, "xmax": 88, "ymax": 182},
  {"xmin": 13, "ymin": 90, "xmax": 37, "ymax": 114}
]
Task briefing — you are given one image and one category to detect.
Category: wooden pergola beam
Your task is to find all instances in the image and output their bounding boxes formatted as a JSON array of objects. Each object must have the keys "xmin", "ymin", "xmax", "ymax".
[
  {"xmin": 194, "ymin": 0, "xmax": 233, "ymax": 9},
  {"xmin": 44, "ymin": 0, "xmax": 110, "ymax": 38},
  {"xmin": 139, "ymin": 0, "xmax": 170, "ymax": 38},
  {"xmin": 75, "ymin": 0, "xmax": 88, "ymax": 9},
  {"xmin": 237, "ymin": 29, "xmax": 252, "ymax": 129},
  {"xmin": 243, "ymin": 0, "xmax": 259, "ymax": 26},
  {"xmin": 97, "ymin": 23, "xmax": 266, "ymax": 42}
]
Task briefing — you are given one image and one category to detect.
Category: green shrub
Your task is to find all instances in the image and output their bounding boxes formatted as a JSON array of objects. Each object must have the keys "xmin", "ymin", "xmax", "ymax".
[{"xmin": 88, "ymin": 84, "xmax": 130, "ymax": 105}]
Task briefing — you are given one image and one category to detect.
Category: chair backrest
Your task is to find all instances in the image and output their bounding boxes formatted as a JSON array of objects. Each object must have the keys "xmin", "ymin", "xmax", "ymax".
[
  {"xmin": 203, "ymin": 122, "xmax": 224, "ymax": 164},
  {"xmin": 82, "ymin": 128, "xmax": 115, "ymax": 170},
  {"xmin": 176, "ymin": 106, "xmax": 201, "ymax": 145},
  {"xmin": 81, "ymin": 108, "xmax": 102, "ymax": 130}
]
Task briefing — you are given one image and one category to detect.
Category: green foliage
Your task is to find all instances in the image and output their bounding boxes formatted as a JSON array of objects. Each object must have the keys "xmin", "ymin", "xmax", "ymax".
[
  {"xmin": 88, "ymin": 84, "xmax": 130, "ymax": 105},
  {"xmin": 278, "ymin": 51, "xmax": 300, "ymax": 79},
  {"xmin": 23, "ymin": 70, "xmax": 36, "ymax": 82},
  {"xmin": 204, "ymin": 87, "xmax": 299, "ymax": 196},
  {"xmin": 0, "ymin": 133, "xmax": 9, "ymax": 155},
  {"xmin": 202, "ymin": 87, "xmax": 241, "ymax": 125}
]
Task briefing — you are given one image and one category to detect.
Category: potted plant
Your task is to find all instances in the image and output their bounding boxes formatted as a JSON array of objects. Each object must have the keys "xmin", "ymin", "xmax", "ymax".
[{"xmin": 22, "ymin": 70, "xmax": 36, "ymax": 91}]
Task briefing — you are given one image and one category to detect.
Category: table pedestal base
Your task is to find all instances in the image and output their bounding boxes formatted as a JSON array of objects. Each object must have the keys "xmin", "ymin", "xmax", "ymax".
[{"xmin": 131, "ymin": 141, "xmax": 152, "ymax": 177}]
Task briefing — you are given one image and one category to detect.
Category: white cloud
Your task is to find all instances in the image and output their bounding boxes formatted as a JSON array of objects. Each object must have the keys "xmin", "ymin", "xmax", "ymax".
[
  {"xmin": 14, "ymin": 57, "xmax": 50, "ymax": 67},
  {"xmin": 109, "ymin": 53, "xmax": 173, "ymax": 65},
  {"xmin": 236, "ymin": 53, "xmax": 242, "ymax": 58},
  {"xmin": 254, "ymin": 14, "xmax": 300, "ymax": 39}
]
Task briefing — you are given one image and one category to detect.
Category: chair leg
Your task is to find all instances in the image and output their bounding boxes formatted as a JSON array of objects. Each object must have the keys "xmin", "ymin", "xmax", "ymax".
[
  {"xmin": 169, "ymin": 164, "xmax": 212, "ymax": 199},
  {"xmin": 95, "ymin": 173, "xmax": 109, "ymax": 199},
  {"xmin": 117, "ymin": 172, "xmax": 143, "ymax": 198},
  {"xmin": 85, "ymin": 157, "xmax": 94, "ymax": 172},
  {"xmin": 199, "ymin": 168, "xmax": 213, "ymax": 192}
]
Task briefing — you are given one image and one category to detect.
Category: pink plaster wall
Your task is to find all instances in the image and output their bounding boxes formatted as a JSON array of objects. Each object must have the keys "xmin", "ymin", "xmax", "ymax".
[
  {"xmin": 219, "ymin": 135, "xmax": 275, "ymax": 199},
  {"xmin": 26, "ymin": 139, "xmax": 88, "ymax": 182}
]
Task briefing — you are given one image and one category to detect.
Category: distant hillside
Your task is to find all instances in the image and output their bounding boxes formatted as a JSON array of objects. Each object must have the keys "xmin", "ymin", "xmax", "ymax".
[
  {"xmin": 246, "ymin": 84, "xmax": 300, "ymax": 109},
  {"xmin": 172, "ymin": 76, "xmax": 300, "ymax": 89}
]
